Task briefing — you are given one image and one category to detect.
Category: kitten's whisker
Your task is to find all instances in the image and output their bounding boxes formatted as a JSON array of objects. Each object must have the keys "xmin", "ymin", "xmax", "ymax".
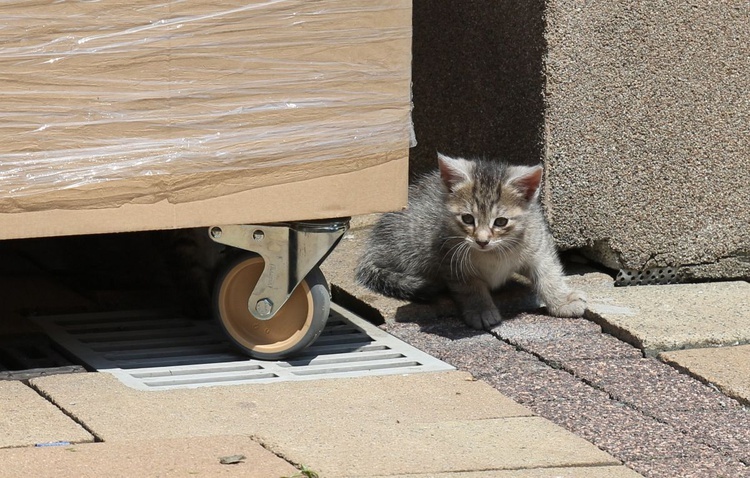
[
  {"xmin": 441, "ymin": 236, "xmax": 474, "ymax": 281},
  {"xmin": 441, "ymin": 240, "xmax": 464, "ymax": 268},
  {"xmin": 443, "ymin": 240, "xmax": 465, "ymax": 281},
  {"xmin": 458, "ymin": 242, "xmax": 473, "ymax": 282},
  {"xmin": 493, "ymin": 238, "xmax": 522, "ymax": 257},
  {"xmin": 492, "ymin": 241, "xmax": 517, "ymax": 263},
  {"xmin": 467, "ymin": 244, "xmax": 479, "ymax": 280},
  {"xmin": 457, "ymin": 243, "xmax": 468, "ymax": 282},
  {"xmin": 464, "ymin": 244, "xmax": 479, "ymax": 278}
]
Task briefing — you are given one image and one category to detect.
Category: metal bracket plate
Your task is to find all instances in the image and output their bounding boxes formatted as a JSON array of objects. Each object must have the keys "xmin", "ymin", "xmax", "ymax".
[{"xmin": 208, "ymin": 219, "xmax": 349, "ymax": 320}]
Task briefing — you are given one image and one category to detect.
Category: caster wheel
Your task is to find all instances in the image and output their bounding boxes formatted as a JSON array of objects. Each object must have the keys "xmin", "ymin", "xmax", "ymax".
[{"xmin": 214, "ymin": 253, "xmax": 330, "ymax": 360}]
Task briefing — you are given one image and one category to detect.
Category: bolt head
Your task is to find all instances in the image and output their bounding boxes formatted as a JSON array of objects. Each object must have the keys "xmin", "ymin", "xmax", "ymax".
[{"xmin": 255, "ymin": 298, "xmax": 274, "ymax": 317}]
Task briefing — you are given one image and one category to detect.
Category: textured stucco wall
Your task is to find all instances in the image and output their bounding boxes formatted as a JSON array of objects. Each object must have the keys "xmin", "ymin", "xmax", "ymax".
[
  {"xmin": 542, "ymin": 1, "xmax": 749, "ymax": 279},
  {"xmin": 409, "ymin": 0, "xmax": 545, "ymax": 179}
]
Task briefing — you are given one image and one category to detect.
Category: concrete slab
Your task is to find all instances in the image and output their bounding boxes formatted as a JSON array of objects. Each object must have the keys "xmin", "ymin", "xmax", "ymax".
[
  {"xmin": 0, "ymin": 435, "xmax": 297, "ymax": 478},
  {"xmin": 29, "ymin": 371, "xmax": 620, "ymax": 476},
  {"xmin": 29, "ymin": 371, "xmax": 531, "ymax": 441},
  {"xmin": 370, "ymin": 466, "xmax": 643, "ymax": 478},
  {"xmin": 272, "ymin": 417, "xmax": 620, "ymax": 477},
  {"xmin": 583, "ymin": 280, "xmax": 750, "ymax": 355},
  {"xmin": 660, "ymin": 344, "xmax": 750, "ymax": 406},
  {"xmin": 0, "ymin": 381, "xmax": 93, "ymax": 448}
]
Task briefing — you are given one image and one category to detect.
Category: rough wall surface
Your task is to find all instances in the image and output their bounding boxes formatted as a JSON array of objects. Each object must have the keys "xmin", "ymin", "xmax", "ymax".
[
  {"xmin": 409, "ymin": 0, "xmax": 545, "ymax": 179},
  {"xmin": 543, "ymin": 1, "xmax": 749, "ymax": 279}
]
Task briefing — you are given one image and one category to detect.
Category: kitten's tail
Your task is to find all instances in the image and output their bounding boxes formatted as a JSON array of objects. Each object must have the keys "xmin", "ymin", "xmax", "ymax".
[{"xmin": 355, "ymin": 263, "xmax": 443, "ymax": 302}]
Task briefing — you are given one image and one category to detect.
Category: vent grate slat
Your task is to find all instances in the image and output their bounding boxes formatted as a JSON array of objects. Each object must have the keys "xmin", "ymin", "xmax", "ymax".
[
  {"xmin": 102, "ymin": 343, "xmax": 234, "ymax": 362},
  {"xmin": 141, "ymin": 372, "xmax": 279, "ymax": 388},
  {"xmin": 290, "ymin": 358, "xmax": 423, "ymax": 376},
  {"xmin": 90, "ymin": 335, "xmax": 226, "ymax": 353}
]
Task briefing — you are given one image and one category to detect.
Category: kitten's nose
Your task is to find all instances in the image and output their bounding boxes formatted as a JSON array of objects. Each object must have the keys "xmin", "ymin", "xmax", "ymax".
[{"xmin": 476, "ymin": 239, "xmax": 490, "ymax": 248}]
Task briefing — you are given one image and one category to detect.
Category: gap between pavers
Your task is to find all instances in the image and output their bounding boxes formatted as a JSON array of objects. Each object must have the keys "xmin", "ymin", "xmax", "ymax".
[
  {"xmin": 29, "ymin": 371, "xmax": 620, "ymax": 477},
  {"xmin": 0, "ymin": 435, "xmax": 297, "ymax": 478},
  {"xmin": 0, "ymin": 381, "xmax": 93, "ymax": 448},
  {"xmin": 660, "ymin": 344, "xmax": 750, "ymax": 406}
]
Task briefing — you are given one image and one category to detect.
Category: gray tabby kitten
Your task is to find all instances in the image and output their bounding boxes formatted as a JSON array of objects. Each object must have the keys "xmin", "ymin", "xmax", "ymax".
[{"xmin": 356, "ymin": 153, "xmax": 586, "ymax": 330}]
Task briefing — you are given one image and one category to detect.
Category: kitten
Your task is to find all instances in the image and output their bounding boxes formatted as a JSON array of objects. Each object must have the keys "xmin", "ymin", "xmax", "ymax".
[{"xmin": 356, "ymin": 153, "xmax": 586, "ymax": 330}]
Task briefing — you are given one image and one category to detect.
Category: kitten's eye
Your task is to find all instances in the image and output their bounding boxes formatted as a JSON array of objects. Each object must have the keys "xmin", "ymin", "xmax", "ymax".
[
  {"xmin": 494, "ymin": 217, "xmax": 509, "ymax": 227},
  {"xmin": 461, "ymin": 214, "xmax": 475, "ymax": 226}
]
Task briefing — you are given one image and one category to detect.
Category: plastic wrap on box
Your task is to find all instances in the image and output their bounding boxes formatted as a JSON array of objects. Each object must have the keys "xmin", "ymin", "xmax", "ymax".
[{"xmin": 0, "ymin": 0, "xmax": 413, "ymax": 213}]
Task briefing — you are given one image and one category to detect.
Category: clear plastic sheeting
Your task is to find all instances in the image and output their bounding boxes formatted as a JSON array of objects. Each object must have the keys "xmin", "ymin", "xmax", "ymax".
[{"xmin": 0, "ymin": 0, "xmax": 413, "ymax": 212}]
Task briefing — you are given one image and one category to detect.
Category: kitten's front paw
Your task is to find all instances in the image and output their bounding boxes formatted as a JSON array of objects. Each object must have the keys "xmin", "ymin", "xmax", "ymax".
[
  {"xmin": 463, "ymin": 307, "xmax": 503, "ymax": 330},
  {"xmin": 547, "ymin": 290, "xmax": 587, "ymax": 318}
]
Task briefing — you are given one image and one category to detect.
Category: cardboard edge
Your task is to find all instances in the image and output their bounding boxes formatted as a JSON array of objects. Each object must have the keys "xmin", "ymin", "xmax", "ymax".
[{"xmin": 0, "ymin": 157, "xmax": 408, "ymax": 240}]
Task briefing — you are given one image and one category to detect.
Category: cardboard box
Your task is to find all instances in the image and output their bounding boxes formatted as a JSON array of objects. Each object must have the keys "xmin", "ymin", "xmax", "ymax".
[{"xmin": 0, "ymin": 1, "xmax": 412, "ymax": 239}]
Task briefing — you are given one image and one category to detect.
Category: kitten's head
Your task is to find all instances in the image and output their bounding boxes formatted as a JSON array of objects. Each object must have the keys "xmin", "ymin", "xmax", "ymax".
[{"xmin": 437, "ymin": 153, "xmax": 543, "ymax": 252}]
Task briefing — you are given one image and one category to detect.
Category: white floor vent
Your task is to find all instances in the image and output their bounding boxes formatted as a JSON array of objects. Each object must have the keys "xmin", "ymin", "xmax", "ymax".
[{"xmin": 32, "ymin": 304, "xmax": 453, "ymax": 391}]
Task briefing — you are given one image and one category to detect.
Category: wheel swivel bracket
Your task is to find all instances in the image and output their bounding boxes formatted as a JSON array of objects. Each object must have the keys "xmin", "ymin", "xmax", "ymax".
[{"xmin": 208, "ymin": 219, "xmax": 349, "ymax": 320}]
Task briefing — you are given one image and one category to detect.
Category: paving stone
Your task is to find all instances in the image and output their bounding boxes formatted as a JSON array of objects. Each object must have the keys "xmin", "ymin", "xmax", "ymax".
[
  {"xmin": 628, "ymin": 454, "xmax": 750, "ymax": 478},
  {"xmin": 0, "ymin": 435, "xmax": 298, "ymax": 478},
  {"xmin": 264, "ymin": 417, "xmax": 619, "ymax": 477},
  {"xmin": 535, "ymin": 396, "xmax": 716, "ymax": 462},
  {"xmin": 510, "ymin": 333, "xmax": 643, "ymax": 364},
  {"xmin": 493, "ymin": 313, "xmax": 642, "ymax": 363},
  {"xmin": 660, "ymin": 344, "xmax": 750, "ymax": 406},
  {"xmin": 478, "ymin": 368, "xmax": 609, "ymax": 407},
  {"xmin": 29, "ymin": 372, "xmax": 534, "ymax": 442},
  {"xmin": 383, "ymin": 320, "xmax": 551, "ymax": 377},
  {"xmin": 669, "ymin": 408, "xmax": 750, "ymax": 464},
  {"xmin": 0, "ymin": 381, "xmax": 93, "ymax": 448},
  {"xmin": 481, "ymin": 364, "xmax": 750, "ymax": 466},
  {"xmin": 494, "ymin": 314, "xmax": 603, "ymax": 342},
  {"xmin": 584, "ymin": 281, "xmax": 750, "ymax": 355},
  {"xmin": 566, "ymin": 358, "xmax": 739, "ymax": 417},
  {"xmin": 369, "ymin": 467, "xmax": 644, "ymax": 478}
]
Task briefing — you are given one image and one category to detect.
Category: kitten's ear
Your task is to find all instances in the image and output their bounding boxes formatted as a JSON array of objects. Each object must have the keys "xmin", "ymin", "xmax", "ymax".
[
  {"xmin": 507, "ymin": 165, "xmax": 544, "ymax": 202},
  {"xmin": 437, "ymin": 153, "xmax": 472, "ymax": 191}
]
